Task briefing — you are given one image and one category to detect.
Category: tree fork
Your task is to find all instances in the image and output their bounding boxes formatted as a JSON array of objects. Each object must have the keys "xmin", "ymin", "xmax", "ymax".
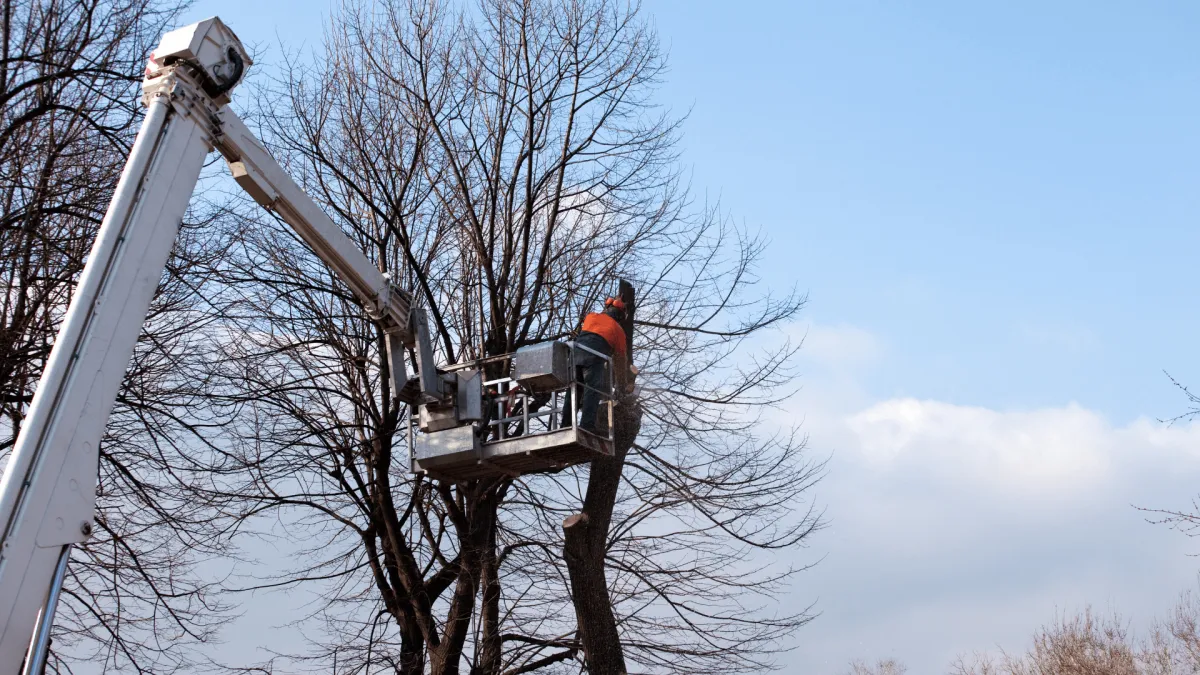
[{"xmin": 563, "ymin": 280, "xmax": 639, "ymax": 675}]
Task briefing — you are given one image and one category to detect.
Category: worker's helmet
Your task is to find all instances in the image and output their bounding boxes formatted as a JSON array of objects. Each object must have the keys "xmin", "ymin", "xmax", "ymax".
[{"xmin": 603, "ymin": 297, "xmax": 627, "ymax": 320}]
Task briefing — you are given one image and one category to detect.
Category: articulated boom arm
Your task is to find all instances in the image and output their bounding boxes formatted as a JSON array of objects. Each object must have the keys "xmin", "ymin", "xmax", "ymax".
[
  {"xmin": 212, "ymin": 99, "xmax": 417, "ymax": 395},
  {"xmin": 0, "ymin": 17, "xmax": 432, "ymax": 673}
]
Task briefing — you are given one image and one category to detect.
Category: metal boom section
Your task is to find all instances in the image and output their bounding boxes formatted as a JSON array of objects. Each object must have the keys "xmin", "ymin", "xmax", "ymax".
[{"xmin": 0, "ymin": 17, "xmax": 414, "ymax": 673}]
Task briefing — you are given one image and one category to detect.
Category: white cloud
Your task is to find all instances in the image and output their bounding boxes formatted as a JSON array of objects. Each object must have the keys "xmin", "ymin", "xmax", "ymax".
[
  {"xmin": 845, "ymin": 399, "xmax": 1117, "ymax": 497},
  {"xmin": 783, "ymin": 393, "xmax": 1200, "ymax": 674}
]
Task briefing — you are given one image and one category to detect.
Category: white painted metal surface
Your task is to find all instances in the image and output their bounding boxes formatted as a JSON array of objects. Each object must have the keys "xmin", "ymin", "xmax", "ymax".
[
  {"xmin": 19, "ymin": 545, "xmax": 69, "ymax": 675},
  {"xmin": 408, "ymin": 342, "xmax": 616, "ymax": 479},
  {"xmin": 214, "ymin": 108, "xmax": 415, "ymax": 391},
  {"xmin": 0, "ymin": 70, "xmax": 219, "ymax": 668},
  {"xmin": 0, "ymin": 16, "xmax": 421, "ymax": 672}
]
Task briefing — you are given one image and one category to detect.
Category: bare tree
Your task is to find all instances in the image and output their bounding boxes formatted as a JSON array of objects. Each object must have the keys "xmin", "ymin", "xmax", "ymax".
[
  {"xmin": 0, "ymin": 0, "xmax": 240, "ymax": 670},
  {"xmin": 188, "ymin": 0, "xmax": 821, "ymax": 673}
]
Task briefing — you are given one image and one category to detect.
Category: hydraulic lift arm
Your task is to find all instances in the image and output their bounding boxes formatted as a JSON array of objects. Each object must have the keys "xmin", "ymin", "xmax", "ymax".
[{"xmin": 0, "ymin": 18, "xmax": 428, "ymax": 673}]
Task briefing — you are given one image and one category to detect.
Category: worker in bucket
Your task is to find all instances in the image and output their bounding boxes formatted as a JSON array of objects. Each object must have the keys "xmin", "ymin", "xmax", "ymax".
[{"xmin": 564, "ymin": 297, "xmax": 629, "ymax": 433}]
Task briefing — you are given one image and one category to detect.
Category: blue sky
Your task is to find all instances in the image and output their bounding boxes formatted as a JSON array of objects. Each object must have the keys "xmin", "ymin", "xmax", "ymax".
[
  {"xmin": 174, "ymin": 1, "xmax": 1200, "ymax": 672},
  {"xmin": 649, "ymin": 1, "xmax": 1200, "ymax": 422}
]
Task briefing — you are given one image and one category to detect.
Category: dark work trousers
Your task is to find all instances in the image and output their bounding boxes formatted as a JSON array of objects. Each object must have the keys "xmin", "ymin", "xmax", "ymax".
[{"xmin": 562, "ymin": 332, "xmax": 612, "ymax": 432}]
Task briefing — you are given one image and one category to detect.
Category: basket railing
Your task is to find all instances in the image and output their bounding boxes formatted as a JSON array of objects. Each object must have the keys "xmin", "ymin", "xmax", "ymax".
[
  {"xmin": 481, "ymin": 340, "xmax": 614, "ymax": 444},
  {"xmin": 408, "ymin": 340, "xmax": 616, "ymax": 452}
]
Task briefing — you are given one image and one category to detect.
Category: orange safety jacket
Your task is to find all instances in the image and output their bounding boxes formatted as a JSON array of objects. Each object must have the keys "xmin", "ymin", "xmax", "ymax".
[{"xmin": 580, "ymin": 312, "xmax": 627, "ymax": 358}]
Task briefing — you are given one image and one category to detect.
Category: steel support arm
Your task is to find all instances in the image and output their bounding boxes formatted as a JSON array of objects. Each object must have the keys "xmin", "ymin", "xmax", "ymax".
[
  {"xmin": 213, "ymin": 109, "xmax": 413, "ymax": 344},
  {"xmin": 212, "ymin": 108, "xmax": 415, "ymax": 392},
  {"xmin": 0, "ymin": 15, "xmax": 424, "ymax": 673},
  {"xmin": 0, "ymin": 61, "xmax": 220, "ymax": 671}
]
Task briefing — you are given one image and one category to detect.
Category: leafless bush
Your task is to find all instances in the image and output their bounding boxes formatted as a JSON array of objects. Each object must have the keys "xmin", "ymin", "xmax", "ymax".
[
  {"xmin": 936, "ymin": 593, "xmax": 1200, "ymax": 675},
  {"xmin": 1009, "ymin": 610, "xmax": 1139, "ymax": 675},
  {"xmin": 847, "ymin": 658, "xmax": 907, "ymax": 675},
  {"xmin": 949, "ymin": 653, "xmax": 1001, "ymax": 675}
]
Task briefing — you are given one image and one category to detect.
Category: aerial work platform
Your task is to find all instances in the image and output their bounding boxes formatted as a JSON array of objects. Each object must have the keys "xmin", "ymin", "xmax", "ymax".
[{"xmin": 409, "ymin": 340, "xmax": 616, "ymax": 480}]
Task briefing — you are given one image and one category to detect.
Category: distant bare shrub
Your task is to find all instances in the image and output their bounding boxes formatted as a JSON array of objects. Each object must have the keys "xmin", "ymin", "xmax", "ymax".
[
  {"xmin": 1009, "ymin": 609, "xmax": 1138, "ymax": 675},
  {"xmin": 948, "ymin": 653, "xmax": 1001, "ymax": 675},
  {"xmin": 1141, "ymin": 588, "xmax": 1200, "ymax": 675},
  {"xmin": 846, "ymin": 658, "xmax": 907, "ymax": 675},
  {"xmin": 855, "ymin": 590, "xmax": 1200, "ymax": 675}
]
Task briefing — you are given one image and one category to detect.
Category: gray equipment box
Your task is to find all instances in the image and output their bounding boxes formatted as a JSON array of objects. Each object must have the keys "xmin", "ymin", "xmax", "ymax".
[
  {"xmin": 413, "ymin": 423, "xmax": 479, "ymax": 470},
  {"xmin": 512, "ymin": 341, "xmax": 572, "ymax": 392}
]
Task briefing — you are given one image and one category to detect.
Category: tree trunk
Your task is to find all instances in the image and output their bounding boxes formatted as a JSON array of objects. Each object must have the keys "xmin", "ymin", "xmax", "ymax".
[
  {"xmin": 562, "ymin": 280, "xmax": 639, "ymax": 674},
  {"xmin": 398, "ymin": 615, "xmax": 425, "ymax": 675},
  {"xmin": 431, "ymin": 483, "xmax": 506, "ymax": 675},
  {"xmin": 473, "ymin": 511, "xmax": 502, "ymax": 675}
]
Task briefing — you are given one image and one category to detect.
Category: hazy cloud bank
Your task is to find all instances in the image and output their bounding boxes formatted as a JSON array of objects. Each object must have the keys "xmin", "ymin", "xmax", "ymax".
[{"xmin": 782, "ymin": 323, "xmax": 1200, "ymax": 673}]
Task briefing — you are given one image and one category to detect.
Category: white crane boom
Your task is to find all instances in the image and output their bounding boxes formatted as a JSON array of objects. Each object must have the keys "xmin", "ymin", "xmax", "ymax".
[{"xmin": 0, "ymin": 18, "xmax": 416, "ymax": 673}]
